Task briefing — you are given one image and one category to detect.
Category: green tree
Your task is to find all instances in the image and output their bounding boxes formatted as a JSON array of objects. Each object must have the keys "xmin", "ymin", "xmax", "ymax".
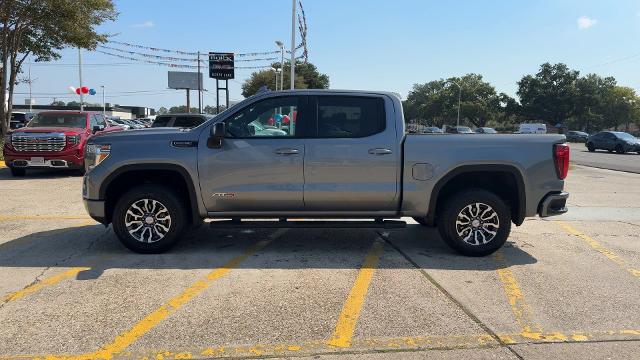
[
  {"xmin": 403, "ymin": 74, "xmax": 505, "ymax": 128},
  {"xmin": 572, "ymin": 74, "xmax": 616, "ymax": 132},
  {"xmin": 241, "ymin": 61, "xmax": 329, "ymax": 98},
  {"xmin": 168, "ymin": 105, "xmax": 199, "ymax": 113},
  {"xmin": 50, "ymin": 100, "xmax": 65, "ymax": 106},
  {"xmin": 517, "ymin": 63, "xmax": 579, "ymax": 125},
  {"xmin": 601, "ymin": 86, "xmax": 638, "ymax": 131},
  {"xmin": 203, "ymin": 105, "xmax": 226, "ymax": 114},
  {"xmin": 157, "ymin": 106, "xmax": 168, "ymax": 115},
  {"xmin": 0, "ymin": 0, "xmax": 117, "ymax": 135}
]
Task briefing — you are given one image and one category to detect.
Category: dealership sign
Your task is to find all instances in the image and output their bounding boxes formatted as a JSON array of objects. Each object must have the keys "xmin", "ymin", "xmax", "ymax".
[{"xmin": 209, "ymin": 52, "xmax": 235, "ymax": 80}]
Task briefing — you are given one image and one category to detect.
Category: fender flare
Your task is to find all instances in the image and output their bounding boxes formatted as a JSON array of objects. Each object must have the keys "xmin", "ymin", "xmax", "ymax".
[
  {"xmin": 425, "ymin": 164, "xmax": 526, "ymax": 226},
  {"xmin": 99, "ymin": 163, "xmax": 200, "ymax": 223}
]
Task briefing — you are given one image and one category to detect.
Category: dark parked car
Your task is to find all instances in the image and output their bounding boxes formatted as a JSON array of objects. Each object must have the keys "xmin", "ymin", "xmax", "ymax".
[
  {"xmin": 151, "ymin": 114, "xmax": 213, "ymax": 128},
  {"xmin": 422, "ymin": 126, "xmax": 444, "ymax": 134},
  {"xmin": 566, "ymin": 131, "xmax": 589, "ymax": 143},
  {"xmin": 446, "ymin": 126, "xmax": 475, "ymax": 134},
  {"xmin": 586, "ymin": 131, "xmax": 640, "ymax": 154},
  {"xmin": 475, "ymin": 127, "xmax": 497, "ymax": 134}
]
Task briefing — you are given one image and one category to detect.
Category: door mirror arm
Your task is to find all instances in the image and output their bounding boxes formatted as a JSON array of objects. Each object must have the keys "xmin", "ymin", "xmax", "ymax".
[{"xmin": 208, "ymin": 122, "xmax": 225, "ymax": 149}]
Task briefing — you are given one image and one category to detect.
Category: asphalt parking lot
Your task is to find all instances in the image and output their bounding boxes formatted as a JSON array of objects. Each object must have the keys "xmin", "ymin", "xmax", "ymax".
[{"xmin": 0, "ymin": 161, "xmax": 639, "ymax": 359}]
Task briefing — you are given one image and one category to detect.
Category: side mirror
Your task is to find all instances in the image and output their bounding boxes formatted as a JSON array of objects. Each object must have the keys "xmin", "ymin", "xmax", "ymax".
[
  {"xmin": 248, "ymin": 124, "xmax": 256, "ymax": 136},
  {"xmin": 16, "ymin": 123, "xmax": 25, "ymax": 129},
  {"xmin": 208, "ymin": 122, "xmax": 225, "ymax": 149},
  {"xmin": 93, "ymin": 125, "xmax": 104, "ymax": 133}
]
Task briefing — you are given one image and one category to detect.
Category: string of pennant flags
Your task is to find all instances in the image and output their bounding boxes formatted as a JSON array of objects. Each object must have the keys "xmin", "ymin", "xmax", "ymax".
[
  {"xmin": 99, "ymin": 45, "xmax": 278, "ymax": 63},
  {"xmin": 95, "ymin": 50, "xmax": 279, "ymax": 70},
  {"xmin": 108, "ymin": 40, "xmax": 282, "ymax": 58}
]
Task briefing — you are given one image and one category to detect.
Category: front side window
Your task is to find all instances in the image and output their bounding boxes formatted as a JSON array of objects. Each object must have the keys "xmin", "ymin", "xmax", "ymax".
[
  {"xmin": 225, "ymin": 97, "xmax": 298, "ymax": 138},
  {"xmin": 317, "ymin": 96, "xmax": 385, "ymax": 138},
  {"xmin": 27, "ymin": 114, "xmax": 87, "ymax": 128}
]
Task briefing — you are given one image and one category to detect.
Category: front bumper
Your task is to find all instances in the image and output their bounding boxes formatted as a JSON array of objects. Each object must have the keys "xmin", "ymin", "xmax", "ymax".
[
  {"xmin": 538, "ymin": 192, "xmax": 569, "ymax": 217},
  {"xmin": 3, "ymin": 146, "xmax": 84, "ymax": 169},
  {"xmin": 83, "ymin": 198, "xmax": 107, "ymax": 224}
]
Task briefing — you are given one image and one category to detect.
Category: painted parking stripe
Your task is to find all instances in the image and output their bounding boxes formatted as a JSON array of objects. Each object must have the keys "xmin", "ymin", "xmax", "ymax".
[
  {"xmin": 1, "ymin": 267, "xmax": 90, "ymax": 304},
  {"xmin": 555, "ymin": 221, "xmax": 640, "ymax": 279},
  {"xmin": 0, "ymin": 160, "xmax": 5, "ymax": 168},
  {"xmin": 40, "ymin": 229, "xmax": 287, "ymax": 360},
  {"xmin": 493, "ymin": 251, "xmax": 544, "ymax": 338},
  {"xmin": 327, "ymin": 240, "xmax": 384, "ymax": 348}
]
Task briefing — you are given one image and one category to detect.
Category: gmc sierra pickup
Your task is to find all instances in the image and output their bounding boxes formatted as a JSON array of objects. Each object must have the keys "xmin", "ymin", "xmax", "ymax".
[
  {"xmin": 3, "ymin": 111, "xmax": 122, "ymax": 176},
  {"xmin": 83, "ymin": 90, "xmax": 569, "ymax": 256}
]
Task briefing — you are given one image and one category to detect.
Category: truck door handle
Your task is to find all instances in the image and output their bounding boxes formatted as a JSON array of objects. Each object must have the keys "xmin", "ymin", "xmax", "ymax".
[
  {"xmin": 368, "ymin": 148, "xmax": 392, "ymax": 155},
  {"xmin": 275, "ymin": 148, "xmax": 300, "ymax": 155}
]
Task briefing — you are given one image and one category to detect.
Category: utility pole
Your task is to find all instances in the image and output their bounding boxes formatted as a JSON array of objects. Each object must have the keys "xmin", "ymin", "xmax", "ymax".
[
  {"xmin": 290, "ymin": 0, "xmax": 296, "ymax": 90},
  {"xmin": 276, "ymin": 41, "xmax": 285, "ymax": 91},
  {"xmin": 197, "ymin": 52, "xmax": 202, "ymax": 113},
  {"xmin": 28, "ymin": 62, "xmax": 32, "ymax": 112},
  {"xmin": 78, "ymin": 48, "xmax": 84, "ymax": 111},
  {"xmin": 100, "ymin": 85, "xmax": 106, "ymax": 116}
]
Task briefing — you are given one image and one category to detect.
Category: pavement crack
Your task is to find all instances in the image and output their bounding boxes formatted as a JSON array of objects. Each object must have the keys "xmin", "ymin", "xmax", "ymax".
[{"xmin": 376, "ymin": 230, "xmax": 525, "ymax": 360}]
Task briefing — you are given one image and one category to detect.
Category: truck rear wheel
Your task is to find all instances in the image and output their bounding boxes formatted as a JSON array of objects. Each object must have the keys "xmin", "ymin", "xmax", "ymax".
[
  {"xmin": 112, "ymin": 184, "xmax": 187, "ymax": 253},
  {"xmin": 437, "ymin": 189, "xmax": 511, "ymax": 257}
]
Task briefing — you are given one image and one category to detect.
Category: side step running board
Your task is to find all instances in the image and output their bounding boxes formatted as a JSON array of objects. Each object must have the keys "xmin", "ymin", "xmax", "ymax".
[{"xmin": 209, "ymin": 219, "xmax": 406, "ymax": 229}]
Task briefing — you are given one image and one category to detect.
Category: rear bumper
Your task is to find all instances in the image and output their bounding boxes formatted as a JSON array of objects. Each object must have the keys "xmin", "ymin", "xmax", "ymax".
[
  {"xmin": 83, "ymin": 198, "xmax": 107, "ymax": 224},
  {"xmin": 538, "ymin": 192, "xmax": 569, "ymax": 217}
]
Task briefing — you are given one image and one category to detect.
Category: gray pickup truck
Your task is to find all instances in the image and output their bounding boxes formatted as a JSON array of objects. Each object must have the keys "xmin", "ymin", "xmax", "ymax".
[{"xmin": 83, "ymin": 89, "xmax": 569, "ymax": 256}]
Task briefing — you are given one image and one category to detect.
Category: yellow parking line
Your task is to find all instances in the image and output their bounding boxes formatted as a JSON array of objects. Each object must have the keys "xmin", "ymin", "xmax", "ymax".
[
  {"xmin": 40, "ymin": 230, "xmax": 285, "ymax": 360},
  {"xmin": 0, "ymin": 160, "xmax": 5, "ymax": 168},
  {"xmin": 1, "ymin": 267, "xmax": 90, "ymax": 304},
  {"xmin": 3, "ymin": 329, "xmax": 632, "ymax": 360},
  {"xmin": 327, "ymin": 240, "xmax": 384, "ymax": 348},
  {"xmin": 493, "ymin": 252, "xmax": 543, "ymax": 338},
  {"xmin": 555, "ymin": 221, "xmax": 640, "ymax": 279}
]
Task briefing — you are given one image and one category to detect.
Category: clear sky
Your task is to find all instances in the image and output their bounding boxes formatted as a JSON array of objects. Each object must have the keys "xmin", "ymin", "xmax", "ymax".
[{"xmin": 13, "ymin": 0, "xmax": 640, "ymax": 111}]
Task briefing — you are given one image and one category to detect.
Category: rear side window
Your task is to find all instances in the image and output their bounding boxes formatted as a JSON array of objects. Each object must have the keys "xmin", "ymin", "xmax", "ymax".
[
  {"xmin": 316, "ymin": 96, "xmax": 385, "ymax": 138},
  {"xmin": 152, "ymin": 116, "xmax": 172, "ymax": 127},
  {"xmin": 173, "ymin": 116, "xmax": 204, "ymax": 128}
]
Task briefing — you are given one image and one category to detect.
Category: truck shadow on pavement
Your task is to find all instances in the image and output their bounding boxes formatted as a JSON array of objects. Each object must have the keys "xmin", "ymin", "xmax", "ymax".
[
  {"xmin": 0, "ymin": 167, "xmax": 82, "ymax": 180},
  {"xmin": 0, "ymin": 223, "xmax": 537, "ymax": 281}
]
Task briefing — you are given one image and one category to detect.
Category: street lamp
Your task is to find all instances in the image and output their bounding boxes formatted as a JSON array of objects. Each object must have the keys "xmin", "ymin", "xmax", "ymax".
[
  {"xmin": 275, "ymin": 41, "xmax": 285, "ymax": 91},
  {"xmin": 446, "ymin": 80, "xmax": 462, "ymax": 127},
  {"xmin": 100, "ymin": 85, "xmax": 105, "ymax": 116},
  {"xmin": 271, "ymin": 67, "xmax": 279, "ymax": 91}
]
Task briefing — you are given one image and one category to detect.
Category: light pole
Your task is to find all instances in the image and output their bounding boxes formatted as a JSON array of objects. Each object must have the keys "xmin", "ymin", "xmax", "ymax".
[
  {"xmin": 78, "ymin": 48, "xmax": 84, "ymax": 111},
  {"xmin": 100, "ymin": 85, "xmax": 105, "ymax": 116},
  {"xmin": 271, "ymin": 67, "xmax": 278, "ymax": 90},
  {"xmin": 290, "ymin": 0, "xmax": 296, "ymax": 90},
  {"xmin": 446, "ymin": 80, "xmax": 462, "ymax": 127},
  {"xmin": 275, "ymin": 41, "xmax": 285, "ymax": 91}
]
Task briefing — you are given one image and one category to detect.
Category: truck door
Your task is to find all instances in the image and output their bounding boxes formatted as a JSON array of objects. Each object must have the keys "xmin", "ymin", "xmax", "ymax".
[
  {"xmin": 303, "ymin": 95, "xmax": 399, "ymax": 211},
  {"xmin": 197, "ymin": 95, "xmax": 309, "ymax": 212}
]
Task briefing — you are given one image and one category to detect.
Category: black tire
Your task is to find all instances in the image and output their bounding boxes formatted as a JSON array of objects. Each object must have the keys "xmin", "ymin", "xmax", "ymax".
[
  {"xmin": 112, "ymin": 184, "xmax": 188, "ymax": 253},
  {"xmin": 587, "ymin": 143, "xmax": 595, "ymax": 152},
  {"xmin": 412, "ymin": 217, "xmax": 429, "ymax": 227},
  {"xmin": 615, "ymin": 144, "xmax": 625, "ymax": 154},
  {"xmin": 9, "ymin": 167, "xmax": 26, "ymax": 177},
  {"xmin": 437, "ymin": 189, "xmax": 511, "ymax": 257}
]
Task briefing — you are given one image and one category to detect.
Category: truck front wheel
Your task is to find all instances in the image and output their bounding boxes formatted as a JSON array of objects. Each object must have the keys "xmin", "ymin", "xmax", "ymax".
[
  {"xmin": 112, "ymin": 184, "xmax": 188, "ymax": 253},
  {"xmin": 437, "ymin": 189, "xmax": 511, "ymax": 256}
]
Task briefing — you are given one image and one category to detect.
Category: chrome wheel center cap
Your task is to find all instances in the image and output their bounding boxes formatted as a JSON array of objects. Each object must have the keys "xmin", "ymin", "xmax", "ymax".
[
  {"xmin": 471, "ymin": 219, "xmax": 481, "ymax": 228},
  {"xmin": 144, "ymin": 216, "xmax": 155, "ymax": 225}
]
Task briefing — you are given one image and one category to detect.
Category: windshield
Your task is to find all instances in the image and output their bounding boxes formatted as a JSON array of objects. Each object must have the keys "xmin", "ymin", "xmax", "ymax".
[
  {"xmin": 27, "ymin": 114, "xmax": 86, "ymax": 128},
  {"xmin": 483, "ymin": 128, "xmax": 497, "ymax": 133},
  {"xmin": 458, "ymin": 127, "xmax": 473, "ymax": 133}
]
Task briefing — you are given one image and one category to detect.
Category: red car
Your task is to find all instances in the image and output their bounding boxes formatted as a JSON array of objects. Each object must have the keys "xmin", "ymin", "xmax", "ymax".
[{"xmin": 2, "ymin": 111, "xmax": 123, "ymax": 176}]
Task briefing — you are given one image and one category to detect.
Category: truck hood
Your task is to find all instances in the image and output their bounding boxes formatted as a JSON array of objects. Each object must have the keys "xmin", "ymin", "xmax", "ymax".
[
  {"xmin": 91, "ymin": 127, "xmax": 194, "ymax": 143},
  {"xmin": 10, "ymin": 127, "xmax": 85, "ymax": 134}
]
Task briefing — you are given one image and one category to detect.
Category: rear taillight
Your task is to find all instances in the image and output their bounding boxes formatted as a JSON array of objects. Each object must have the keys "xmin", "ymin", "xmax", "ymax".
[{"xmin": 554, "ymin": 143, "xmax": 570, "ymax": 180}]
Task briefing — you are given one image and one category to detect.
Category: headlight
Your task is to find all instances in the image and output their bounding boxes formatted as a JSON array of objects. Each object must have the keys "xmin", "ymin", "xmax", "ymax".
[
  {"xmin": 67, "ymin": 135, "xmax": 80, "ymax": 146},
  {"xmin": 86, "ymin": 143, "xmax": 111, "ymax": 169}
]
